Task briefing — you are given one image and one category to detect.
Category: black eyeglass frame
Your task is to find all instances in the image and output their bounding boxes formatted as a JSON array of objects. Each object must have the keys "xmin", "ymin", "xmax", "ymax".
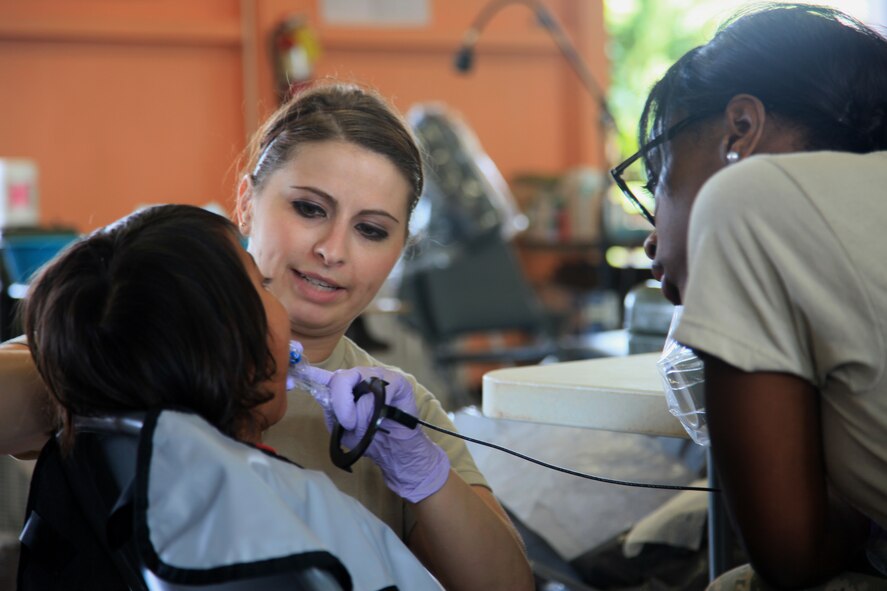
[{"xmin": 609, "ymin": 114, "xmax": 711, "ymax": 228}]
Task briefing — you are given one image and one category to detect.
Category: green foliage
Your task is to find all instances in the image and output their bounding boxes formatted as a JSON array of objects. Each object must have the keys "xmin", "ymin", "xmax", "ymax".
[{"xmin": 604, "ymin": 0, "xmax": 742, "ymax": 156}]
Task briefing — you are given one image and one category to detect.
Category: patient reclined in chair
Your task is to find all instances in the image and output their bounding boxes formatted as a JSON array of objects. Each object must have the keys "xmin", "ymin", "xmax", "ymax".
[{"xmin": 17, "ymin": 408, "xmax": 442, "ymax": 591}]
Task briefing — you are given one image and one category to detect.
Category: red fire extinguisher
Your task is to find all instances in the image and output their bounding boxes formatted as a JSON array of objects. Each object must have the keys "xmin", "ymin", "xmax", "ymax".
[{"xmin": 272, "ymin": 16, "xmax": 322, "ymax": 101}]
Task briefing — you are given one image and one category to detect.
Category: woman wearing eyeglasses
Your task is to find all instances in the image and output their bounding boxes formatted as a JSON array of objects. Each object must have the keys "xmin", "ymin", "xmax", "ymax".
[{"xmin": 611, "ymin": 4, "xmax": 887, "ymax": 590}]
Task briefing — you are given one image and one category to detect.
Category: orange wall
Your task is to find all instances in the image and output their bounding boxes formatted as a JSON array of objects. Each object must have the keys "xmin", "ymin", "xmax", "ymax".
[{"xmin": 0, "ymin": 0, "xmax": 607, "ymax": 232}]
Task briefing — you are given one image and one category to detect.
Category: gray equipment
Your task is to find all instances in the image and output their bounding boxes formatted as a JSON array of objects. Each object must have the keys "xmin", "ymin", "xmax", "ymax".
[{"xmin": 398, "ymin": 105, "xmax": 568, "ymax": 407}]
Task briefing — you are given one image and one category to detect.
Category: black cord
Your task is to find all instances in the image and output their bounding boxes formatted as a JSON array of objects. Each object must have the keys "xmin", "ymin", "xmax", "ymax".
[
  {"xmin": 416, "ymin": 417, "xmax": 719, "ymax": 493},
  {"xmin": 339, "ymin": 391, "xmax": 718, "ymax": 492}
]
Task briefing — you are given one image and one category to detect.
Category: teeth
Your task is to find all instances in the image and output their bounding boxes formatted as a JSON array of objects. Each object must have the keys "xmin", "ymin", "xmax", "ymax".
[{"xmin": 301, "ymin": 273, "xmax": 337, "ymax": 291}]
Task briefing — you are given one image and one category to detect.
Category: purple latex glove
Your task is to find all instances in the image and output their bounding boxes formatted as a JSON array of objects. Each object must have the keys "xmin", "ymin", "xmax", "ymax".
[{"xmin": 303, "ymin": 365, "xmax": 451, "ymax": 503}]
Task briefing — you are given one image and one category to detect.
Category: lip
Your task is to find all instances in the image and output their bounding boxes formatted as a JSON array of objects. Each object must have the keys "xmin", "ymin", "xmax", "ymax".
[
  {"xmin": 650, "ymin": 261, "xmax": 665, "ymax": 283},
  {"xmin": 296, "ymin": 269, "xmax": 342, "ymax": 289},
  {"xmin": 290, "ymin": 268, "xmax": 346, "ymax": 303}
]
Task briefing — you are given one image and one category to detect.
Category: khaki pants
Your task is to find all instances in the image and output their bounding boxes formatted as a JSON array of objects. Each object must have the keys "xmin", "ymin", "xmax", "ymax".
[{"xmin": 707, "ymin": 564, "xmax": 887, "ymax": 591}]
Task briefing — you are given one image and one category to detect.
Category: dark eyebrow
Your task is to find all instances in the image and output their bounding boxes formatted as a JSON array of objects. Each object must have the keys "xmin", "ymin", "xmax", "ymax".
[{"xmin": 291, "ymin": 185, "xmax": 401, "ymax": 224}]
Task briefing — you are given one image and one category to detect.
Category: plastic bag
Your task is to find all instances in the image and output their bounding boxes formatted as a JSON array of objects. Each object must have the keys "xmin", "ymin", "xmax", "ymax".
[
  {"xmin": 657, "ymin": 306, "xmax": 709, "ymax": 446},
  {"xmin": 286, "ymin": 341, "xmax": 331, "ymax": 408}
]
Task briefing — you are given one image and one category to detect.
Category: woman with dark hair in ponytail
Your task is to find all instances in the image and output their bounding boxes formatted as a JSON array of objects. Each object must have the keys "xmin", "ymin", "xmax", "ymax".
[{"xmin": 611, "ymin": 4, "xmax": 887, "ymax": 589}]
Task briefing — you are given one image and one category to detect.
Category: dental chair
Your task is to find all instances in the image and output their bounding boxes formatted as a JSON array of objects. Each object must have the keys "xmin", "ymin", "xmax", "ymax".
[
  {"xmin": 17, "ymin": 410, "xmax": 435, "ymax": 591},
  {"xmin": 398, "ymin": 226, "xmax": 565, "ymax": 408},
  {"xmin": 399, "ymin": 105, "xmax": 577, "ymax": 408}
]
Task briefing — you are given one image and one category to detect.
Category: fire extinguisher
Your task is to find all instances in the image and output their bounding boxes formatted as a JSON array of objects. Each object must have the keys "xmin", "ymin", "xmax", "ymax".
[{"xmin": 272, "ymin": 16, "xmax": 322, "ymax": 101}]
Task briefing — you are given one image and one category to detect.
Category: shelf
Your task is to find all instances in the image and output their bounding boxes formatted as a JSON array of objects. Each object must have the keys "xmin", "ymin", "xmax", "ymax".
[
  {"xmin": 515, "ymin": 238, "xmax": 601, "ymax": 251},
  {"xmin": 0, "ymin": 17, "xmax": 241, "ymax": 47}
]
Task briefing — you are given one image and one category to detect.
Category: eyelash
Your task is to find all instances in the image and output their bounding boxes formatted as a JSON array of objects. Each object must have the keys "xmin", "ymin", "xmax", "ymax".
[
  {"xmin": 356, "ymin": 223, "xmax": 388, "ymax": 242},
  {"xmin": 261, "ymin": 277, "xmax": 273, "ymax": 289},
  {"xmin": 291, "ymin": 200, "xmax": 390, "ymax": 242},
  {"xmin": 642, "ymin": 167, "xmax": 659, "ymax": 196},
  {"xmin": 642, "ymin": 180, "xmax": 657, "ymax": 196},
  {"xmin": 292, "ymin": 200, "xmax": 326, "ymax": 219}
]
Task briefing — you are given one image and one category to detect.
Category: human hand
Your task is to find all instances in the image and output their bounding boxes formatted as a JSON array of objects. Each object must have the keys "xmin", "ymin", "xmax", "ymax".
[{"xmin": 303, "ymin": 366, "xmax": 451, "ymax": 503}]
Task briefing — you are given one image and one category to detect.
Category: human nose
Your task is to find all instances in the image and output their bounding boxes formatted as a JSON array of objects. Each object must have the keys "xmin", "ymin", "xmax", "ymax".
[
  {"xmin": 644, "ymin": 230, "xmax": 665, "ymax": 282},
  {"xmin": 314, "ymin": 222, "xmax": 347, "ymax": 266},
  {"xmin": 643, "ymin": 229, "xmax": 657, "ymax": 261}
]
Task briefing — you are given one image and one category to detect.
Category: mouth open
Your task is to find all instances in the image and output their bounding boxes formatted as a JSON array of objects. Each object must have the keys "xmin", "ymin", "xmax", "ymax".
[{"xmin": 295, "ymin": 270, "xmax": 343, "ymax": 292}]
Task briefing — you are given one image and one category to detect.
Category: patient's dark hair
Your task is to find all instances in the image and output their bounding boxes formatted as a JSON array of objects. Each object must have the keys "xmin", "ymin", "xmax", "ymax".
[
  {"xmin": 24, "ymin": 204, "xmax": 275, "ymax": 449},
  {"xmin": 640, "ymin": 3, "xmax": 887, "ymax": 176}
]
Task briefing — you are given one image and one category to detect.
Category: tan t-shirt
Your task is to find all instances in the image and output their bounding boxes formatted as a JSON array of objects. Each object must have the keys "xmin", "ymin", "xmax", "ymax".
[
  {"xmin": 675, "ymin": 150, "xmax": 887, "ymax": 529},
  {"xmin": 263, "ymin": 336, "xmax": 489, "ymax": 539}
]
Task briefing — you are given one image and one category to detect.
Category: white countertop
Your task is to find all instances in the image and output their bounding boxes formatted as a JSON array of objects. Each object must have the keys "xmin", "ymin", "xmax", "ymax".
[{"xmin": 482, "ymin": 352, "xmax": 688, "ymax": 439}]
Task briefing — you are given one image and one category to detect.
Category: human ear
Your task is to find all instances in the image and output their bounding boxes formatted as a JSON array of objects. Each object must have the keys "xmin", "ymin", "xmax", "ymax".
[
  {"xmin": 719, "ymin": 94, "xmax": 767, "ymax": 164},
  {"xmin": 236, "ymin": 175, "xmax": 254, "ymax": 236}
]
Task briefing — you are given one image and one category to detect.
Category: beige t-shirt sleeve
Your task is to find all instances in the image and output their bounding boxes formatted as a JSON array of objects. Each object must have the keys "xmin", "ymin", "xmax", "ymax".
[
  {"xmin": 675, "ymin": 155, "xmax": 880, "ymax": 391},
  {"xmin": 408, "ymin": 373, "xmax": 488, "ymax": 488},
  {"xmin": 674, "ymin": 151, "xmax": 887, "ymax": 529}
]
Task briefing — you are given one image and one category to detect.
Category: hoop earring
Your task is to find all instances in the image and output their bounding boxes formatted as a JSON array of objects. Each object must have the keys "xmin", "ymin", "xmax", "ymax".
[{"xmin": 726, "ymin": 151, "xmax": 741, "ymax": 164}]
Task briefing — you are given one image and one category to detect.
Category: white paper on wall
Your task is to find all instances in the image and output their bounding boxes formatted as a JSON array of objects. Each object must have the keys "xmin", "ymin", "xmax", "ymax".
[{"xmin": 321, "ymin": 0, "xmax": 430, "ymax": 27}]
